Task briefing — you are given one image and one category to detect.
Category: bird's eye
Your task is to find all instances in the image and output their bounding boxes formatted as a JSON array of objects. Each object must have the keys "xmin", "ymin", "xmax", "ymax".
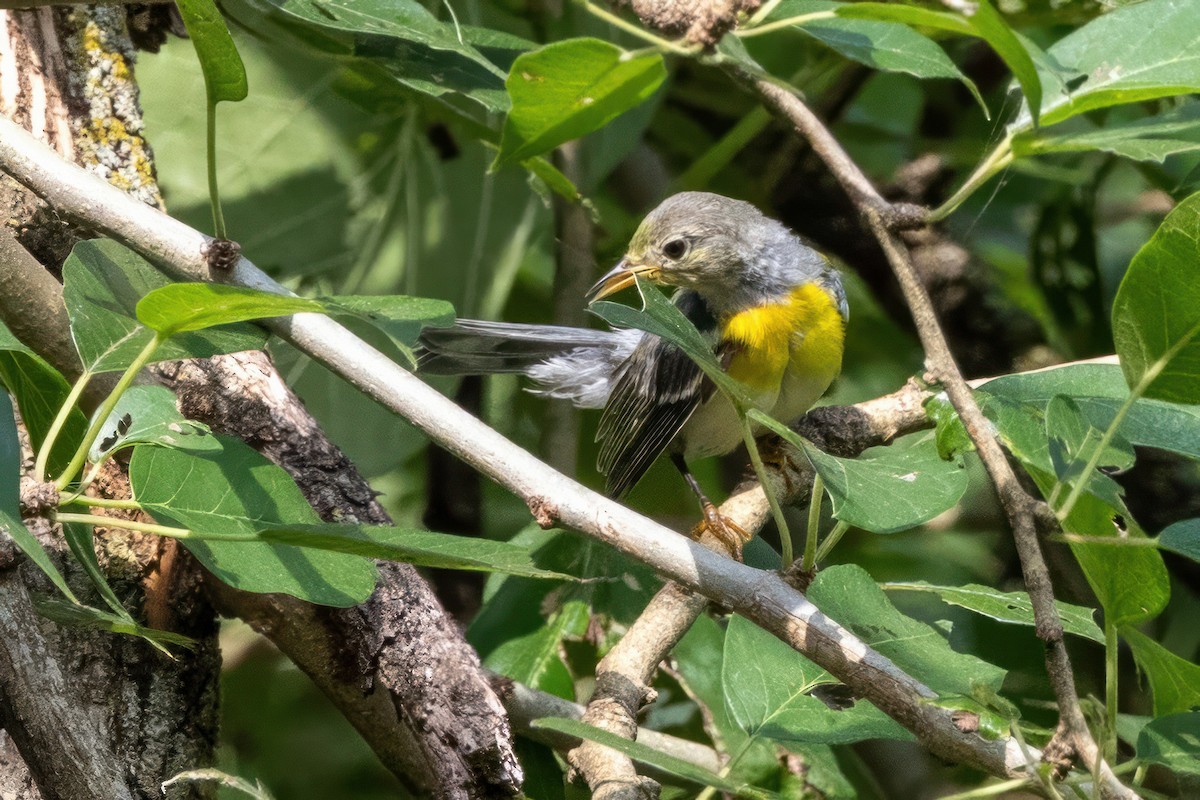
[{"xmin": 662, "ymin": 239, "xmax": 688, "ymax": 260}]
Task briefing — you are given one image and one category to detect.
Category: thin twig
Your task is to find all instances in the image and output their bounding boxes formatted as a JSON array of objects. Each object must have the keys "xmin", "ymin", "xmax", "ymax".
[{"xmin": 733, "ymin": 73, "xmax": 1133, "ymax": 800}]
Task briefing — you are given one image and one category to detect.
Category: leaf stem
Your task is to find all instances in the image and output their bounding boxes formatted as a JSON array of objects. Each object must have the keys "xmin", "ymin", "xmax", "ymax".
[
  {"xmin": 33, "ymin": 369, "xmax": 92, "ymax": 483},
  {"xmin": 927, "ymin": 134, "xmax": 1014, "ymax": 222},
  {"xmin": 1104, "ymin": 619, "xmax": 1118, "ymax": 764},
  {"xmin": 801, "ymin": 471, "xmax": 823, "ymax": 572},
  {"xmin": 814, "ymin": 519, "xmax": 850, "ymax": 563},
  {"xmin": 55, "ymin": 335, "xmax": 162, "ymax": 491},
  {"xmin": 741, "ymin": 414, "xmax": 793, "ymax": 566},
  {"xmin": 60, "ymin": 495, "xmax": 143, "ymax": 511},
  {"xmin": 207, "ymin": 101, "xmax": 227, "ymax": 240},
  {"xmin": 736, "ymin": 10, "xmax": 836, "ymax": 37},
  {"xmin": 55, "ymin": 511, "xmax": 194, "ymax": 539}
]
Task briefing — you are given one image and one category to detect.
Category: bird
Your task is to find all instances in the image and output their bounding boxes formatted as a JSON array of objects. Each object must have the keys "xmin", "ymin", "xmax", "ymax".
[{"xmin": 418, "ymin": 192, "xmax": 848, "ymax": 555}]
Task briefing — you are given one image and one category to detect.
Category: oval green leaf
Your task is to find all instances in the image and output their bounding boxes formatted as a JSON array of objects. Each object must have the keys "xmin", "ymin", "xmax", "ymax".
[
  {"xmin": 136, "ymin": 283, "xmax": 325, "ymax": 336},
  {"xmin": 496, "ymin": 39, "xmax": 666, "ymax": 167}
]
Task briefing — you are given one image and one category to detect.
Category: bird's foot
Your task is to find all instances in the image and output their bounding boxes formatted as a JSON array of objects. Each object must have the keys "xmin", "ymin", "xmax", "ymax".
[{"xmin": 689, "ymin": 502, "xmax": 750, "ymax": 561}]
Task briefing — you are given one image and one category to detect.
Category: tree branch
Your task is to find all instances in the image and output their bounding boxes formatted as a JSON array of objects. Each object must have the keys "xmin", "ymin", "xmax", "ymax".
[
  {"xmin": 732, "ymin": 71, "xmax": 1132, "ymax": 799},
  {"xmin": 0, "ymin": 113, "xmax": 1046, "ymax": 783}
]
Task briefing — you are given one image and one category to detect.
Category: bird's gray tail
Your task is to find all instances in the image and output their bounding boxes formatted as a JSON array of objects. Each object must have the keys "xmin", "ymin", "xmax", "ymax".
[{"xmin": 417, "ymin": 319, "xmax": 618, "ymax": 375}]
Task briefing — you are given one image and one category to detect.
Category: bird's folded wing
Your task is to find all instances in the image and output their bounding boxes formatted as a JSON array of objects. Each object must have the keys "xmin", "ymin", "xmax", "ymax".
[{"xmin": 596, "ymin": 292, "xmax": 724, "ymax": 498}]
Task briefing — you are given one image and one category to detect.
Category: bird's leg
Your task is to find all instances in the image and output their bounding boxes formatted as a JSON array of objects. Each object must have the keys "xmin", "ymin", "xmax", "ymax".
[{"xmin": 671, "ymin": 454, "xmax": 749, "ymax": 560}]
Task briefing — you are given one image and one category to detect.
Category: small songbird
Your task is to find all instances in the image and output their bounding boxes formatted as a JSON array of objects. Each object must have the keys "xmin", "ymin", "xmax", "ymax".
[{"xmin": 419, "ymin": 192, "xmax": 848, "ymax": 553}]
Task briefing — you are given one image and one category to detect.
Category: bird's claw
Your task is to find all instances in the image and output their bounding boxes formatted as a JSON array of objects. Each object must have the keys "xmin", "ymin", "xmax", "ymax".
[{"xmin": 689, "ymin": 502, "xmax": 750, "ymax": 561}]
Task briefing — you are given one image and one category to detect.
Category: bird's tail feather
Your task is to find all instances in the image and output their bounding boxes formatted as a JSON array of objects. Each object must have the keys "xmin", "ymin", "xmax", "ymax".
[{"xmin": 417, "ymin": 319, "xmax": 617, "ymax": 375}]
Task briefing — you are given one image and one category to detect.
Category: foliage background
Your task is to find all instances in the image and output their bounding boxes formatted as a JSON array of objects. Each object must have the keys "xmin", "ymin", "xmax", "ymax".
[{"xmin": 112, "ymin": 0, "xmax": 1200, "ymax": 795}]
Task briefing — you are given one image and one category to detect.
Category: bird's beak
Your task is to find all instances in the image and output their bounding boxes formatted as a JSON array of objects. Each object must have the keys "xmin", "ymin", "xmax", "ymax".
[{"xmin": 586, "ymin": 259, "xmax": 660, "ymax": 303}]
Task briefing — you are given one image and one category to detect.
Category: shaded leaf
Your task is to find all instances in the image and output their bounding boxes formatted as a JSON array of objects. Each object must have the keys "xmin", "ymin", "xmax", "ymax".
[
  {"xmin": 496, "ymin": 39, "xmax": 666, "ymax": 167},
  {"xmin": 266, "ymin": 0, "xmax": 511, "ymax": 113},
  {"xmin": 482, "ymin": 601, "xmax": 586, "ymax": 699},
  {"xmin": 321, "ymin": 294, "xmax": 454, "ymax": 365},
  {"xmin": 1045, "ymin": 394, "xmax": 1134, "ymax": 510},
  {"xmin": 753, "ymin": 412, "xmax": 967, "ymax": 534},
  {"xmin": 88, "ymin": 385, "xmax": 218, "ymax": 462},
  {"xmin": 62, "ymin": 239, "xmax": 265, "ymax": 373},
  {"xmin": 175, "ymin": 0, "xmax": 248, "ymax": 104},
  {"xmin": 1, "ymin": 390, "xmax": 18, "ymax": 518},
  {"xmin": 723, "ymin": 614, "xmax": 910, "ymax": 745},
  {"xmin": 882, "ymin": 581, "xmax": 1103, "ymax": 644},
  {"xmin": 837, "ymin": 0, "xmax": 1039, "ymax": 122},
  {"xmin": 1015, "ymin": 103, "xmax": 1200, "ymax": 163},
  {"xmin": 531, "ymin": 717, "xmax": 775, "ymax": 799},
  {"xmin": 33, "ymin": 597, "xmax": 196, "ymax": 650},
  {"xmin": 767, "ymin": 1, "xmax": 981, "ymax": 107},
  {"xmin": 1136, "ymin": 712, "xmax": 1200, "ymax": 777},
  {"xmin": 1124, "ymin": 628, "xmax": 1200, "ymax": 716},
  {"xmin": 1159, "ymin": 518, "xmax": 1200, "ymax": 563},
  {"xmin": 1111, "ymin": 190, "xmax": 1200, "ymax": 403},
  {"xmin": 258, "ymin": 523, "xmax": 570, "ymax": 579},
  {"xmin": 808, "ymin": 565, "xmax": 1007, "ymax": 696},
  {"xmin": 0, "ymin": 323, "xmax": 87, "ymax": 479},
  {"xmin": 0, "ymin": 508, "xmax": 79, "ymax": 604},
  {"xmin": 129, "ymin": 439, "xmax": 378, "ymax": 607}
]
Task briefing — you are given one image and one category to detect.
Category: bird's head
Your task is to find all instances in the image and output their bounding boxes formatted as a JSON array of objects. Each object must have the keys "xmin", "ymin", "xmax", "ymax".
[{"xmin": 587, "ymin": 192, "xmax": 842, "ymax": 318}]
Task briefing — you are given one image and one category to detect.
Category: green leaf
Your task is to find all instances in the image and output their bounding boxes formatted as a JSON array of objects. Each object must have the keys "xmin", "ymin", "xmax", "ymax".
[
  {"xmin": 0, "ymin": 508, "xmax": 79, "ymax": 604},
  {"xmin": 836, "ymin": 0, "xmax": 1040, "ymax": 123},
  {"xmin": 767, "ymin": 1, "xmax": 982, "ymax": 109},
  {"xmin": 175, "ymin": 0, "xmax": 248, "ymax": 105},
  {"xmin": 129, "ymin": 439, "xmax": 378, "ymax": 607},
  {"xmin": 32, "ymin": 597, "xmax": 196, "ymax": 650},
  {"xmin": 1030, "ymin": 467, "xmax": 1169, "ymax": 627},
  {"xmin": 1136, "ymin": 712, "xmax": 1200, "ymax": 777},
  {"xmin": 1124, "ymin": 628, "xmax": 1200, "ymax": 716},
  {"xmin": 925, "ymin": 394, "xmax": 973, "ymax": 460},
  {"xmin": 61, "ymin": 523, "xmax": 133, "ymax": 619},
  {"xmin": 496, "ymin": 39, "xmax": 666, "ymax": 167},
  {"xmin": 1045, "ymin": 394, "xmax": 1134, "ymax": 510},
  {"xmin": 1159, "ymin": 518, "xmax": 1200, "ymax": 563},
  {"xmin": 1112, "ymin": 190, "xmax": 1200, "ymax": 404},
  {"xmin": 62, "ymin": 239, "xmax": 265, "ymax": 373},
  {"xmin": 530, "ymin": 717, "xmax": 775, "ymax": 799},
  {"xmin": 1014, "ymin": 103, "xmax": 1200, "ymax": 163},
  {"xmin": 979, "ymin": 364, "xmax": 1200, "ymax": 463},
  {"xmin": 1, "ymin": 390, "xmax": 18, "ymax": 518},
  {"xmin": 0, "ymin": 323, "xmax": 87, "ymax": 478},
  {"xmin": 136, "ymin": 283, "xmax": 324, "ymax": 336},
  {"xmin": 752, "ymin": 412, "xmax": 967, "ymax": 534},
  {"xmin": 266, "ymin": 0, "xmax": 512, "ymax": 114},
  {"xmin": 808, "ymin": 565, "xmax": 1007, "ymax": 696},
  {"xmin": 88, "ymin": 385, "xmax": 219, "ymax": 462},
  {"xmin": 483, "ymin": 601, "xmax": 587, "ymax": 699},
  {"xmin": 591, "ymin": 278, "xmax": 752, "ymax": 406},
  {"xmin": 1019, "ymin": 0, "xmax": 1200, "ymax": 127},
  {"xmin": 881, "ymin": 582, "xmax": 1104, "ymax": 644},
  {"xmin": 321, "ymin": 294, "xmax": 454, "ymax": 365},
  {"xmin": 257, "ymin": 523, "xmax": 570, "ymax": 580},
  {"xmin": 722, "ymin": 614, "xmax": 910, "ymax": 745}
]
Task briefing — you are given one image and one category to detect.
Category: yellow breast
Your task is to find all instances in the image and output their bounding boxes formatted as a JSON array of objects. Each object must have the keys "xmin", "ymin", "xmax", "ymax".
[{"xmin": 721, "ymin": 282, "xmax": 846, "ymax": 394}]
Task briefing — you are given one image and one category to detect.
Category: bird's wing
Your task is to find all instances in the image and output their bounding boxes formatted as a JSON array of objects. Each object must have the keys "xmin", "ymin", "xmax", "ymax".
[{"xmin": 596, "ymin": 292, "xmax": 726, "ymax": 498}]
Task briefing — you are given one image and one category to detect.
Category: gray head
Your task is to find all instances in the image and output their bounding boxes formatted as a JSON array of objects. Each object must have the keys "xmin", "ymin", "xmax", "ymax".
[{"xmin": 588, "ymin": 192, "xmax": 844, "ymax": 318}]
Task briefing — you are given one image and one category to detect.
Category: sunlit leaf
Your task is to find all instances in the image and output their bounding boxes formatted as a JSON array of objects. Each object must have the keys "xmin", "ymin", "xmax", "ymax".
[
  {"xmin": 129, "ymin": 438, "xmax": 378, "ymax": 607},
  {"xmin": 136, "ymin": 283, "xmax": 324, "ymax": 336},
  {"xmin": 496, "ymin": 39, "xmax": 666, "ymax": 167},
  {"xmin": 1136, "ymin": 712, "xmax": 1200, "ymax": 777},
  {"xmin": 1111, "ymin": 190, "xmax": 1200, "ymax": 403},
  {"xmin": 175, "ymin": 0, "xmax": 248, "ymax": 105},
  {"xmin": 882, "ymin": 581, "xmax": 1103, "ymax": 644}
]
